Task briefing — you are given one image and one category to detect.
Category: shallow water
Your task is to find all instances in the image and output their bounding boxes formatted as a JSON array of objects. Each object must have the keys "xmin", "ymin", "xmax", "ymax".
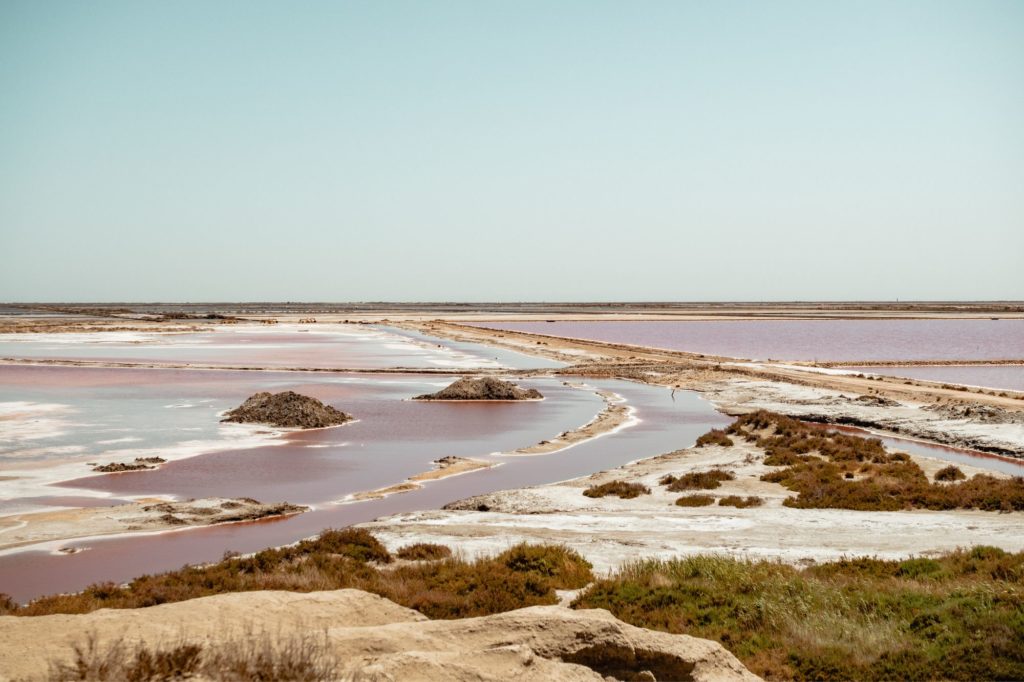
[
  {"xmin": 0, "ymin": 380, "xmax": 729, "ymax": 601},
  {"xmin": 0, "ymin": 323, "xmax": 563, "ymax": 370},
  {"xmin": 844, "ymin": 365, "xmax": 1024, "ymax": 392},
  {"xmin": 473, "ymin": 320, "xmax": 1024, "ymax": 362}
]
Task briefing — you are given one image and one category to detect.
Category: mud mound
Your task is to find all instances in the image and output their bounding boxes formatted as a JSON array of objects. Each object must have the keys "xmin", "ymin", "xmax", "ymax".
[
  {"xmin": 221, "ymin": 391, "xmax": 352, "ymax": 428},
  {"xmin": 415, "ymin": 377, "xmax": 543, "ymax": 401},
  {"xmin": 1, "ymin": 589, "xmax": 758, "ymax": 681}
]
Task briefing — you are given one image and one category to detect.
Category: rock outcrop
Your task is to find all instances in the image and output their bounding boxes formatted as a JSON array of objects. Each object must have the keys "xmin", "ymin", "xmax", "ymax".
[
  {"xmin": 221, "ymin": 391, "xmax": 352, "ymax": 428},
  {"xmin": 0, "ymin": 589, "xmax": 759, "ymax": 681},
  {"xmin": 415, "ymin": 377, "xmax": 543, "ymax": 401}
]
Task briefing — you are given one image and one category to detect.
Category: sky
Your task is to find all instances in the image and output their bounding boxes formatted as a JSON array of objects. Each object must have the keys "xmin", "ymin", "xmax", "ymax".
[{"xmin": 1, "ymin": 1, "xmax": 1022, "ymax": 302}]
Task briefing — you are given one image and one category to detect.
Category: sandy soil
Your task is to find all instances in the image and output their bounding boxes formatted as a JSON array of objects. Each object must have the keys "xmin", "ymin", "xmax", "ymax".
[
  {"xmin": 343, "ymin": 457, "xmax": 496, "ymax": 502},
  {"xmin": 0, "ymin": 588, "xmax": 757, "ymax": 682},
  {"xmin": 362, "ymin": 436, "xmax": 1023, "ymax": 574},
  {"xmin": 0, "ymin": 498, "xmax": 307, "ymax": 554}
]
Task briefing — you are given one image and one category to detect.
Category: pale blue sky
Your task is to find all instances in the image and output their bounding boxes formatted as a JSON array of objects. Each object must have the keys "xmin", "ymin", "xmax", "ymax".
[{"xmin": 1, "ymin": 1, "xmax": 1022, "ymax": 301}]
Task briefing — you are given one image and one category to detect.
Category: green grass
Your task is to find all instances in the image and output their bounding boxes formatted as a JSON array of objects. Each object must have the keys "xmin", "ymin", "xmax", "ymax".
[{"xmin": 573, "ymin": 547, "xmax": 1024, "ymax": 681}]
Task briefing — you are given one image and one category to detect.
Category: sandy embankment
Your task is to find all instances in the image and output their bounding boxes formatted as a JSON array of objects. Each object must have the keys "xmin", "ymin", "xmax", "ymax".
[
  {"xmin": 502, "ymin": 385, "xmax": 636, "ymax": 456},
  {"xmin": 343, "ymin": 457, "xmax": 496, "ymax": 502},
  {"xmin": 0, "ymin": 498, "xmax": 307, "ymax": 555},
  {"xmin": 0, "ymin": 589, "xmax": 758, "ymax": 682}
]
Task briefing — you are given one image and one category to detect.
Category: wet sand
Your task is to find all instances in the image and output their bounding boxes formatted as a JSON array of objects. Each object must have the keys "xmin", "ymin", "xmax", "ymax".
[
  {"xmin": 344, "ymin": 457, "xmax": 496, "ymax": 502},
  {"xmin": 0, "ymin": 498, "xmax": 307, "ymax": 554}
]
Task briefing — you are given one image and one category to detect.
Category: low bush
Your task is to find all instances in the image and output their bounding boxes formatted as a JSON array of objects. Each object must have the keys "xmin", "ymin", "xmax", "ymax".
[
  {"xmin": 718, "ymin": 495, "xmax": 762, "ymax": 508},
  {"xmin": 395, "ymin": 543, "xmax": 452, "ymax": 561},
  {"xmin": 664, "ymin": 469, "xmax": 735, "ymax": 491},
  {"xmin": 574, "ymin": 548, "xmax": 1024, "ymax": 681},
  {"xmin": 675, "ymin": 494, "xmax": 715, "ymax": 507},
  {"xmin": 934, "ymin": 465, "xmax": 966, "ymax": 482},
  {"xmin": 583, "ymin": 481, "xmax": 650, "ymax": 499},
  {"xmin": 695, "ymin": 429, "xmax": 734, "ymax": 447}
]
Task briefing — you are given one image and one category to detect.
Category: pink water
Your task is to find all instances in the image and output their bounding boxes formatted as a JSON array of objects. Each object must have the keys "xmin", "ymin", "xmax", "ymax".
[
  {"xmin": 473, "ymin": 320, "xmax": 1024, "ymax": 362},
  {"xmin": 845, "ymin": 365, "xmax": 1024, "ymax": 392}
]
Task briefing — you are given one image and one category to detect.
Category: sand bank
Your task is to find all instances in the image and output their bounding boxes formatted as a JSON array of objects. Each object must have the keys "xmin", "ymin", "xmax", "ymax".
[
  {"xmin": 0, "ymin": 498, "xmax": 307, "ymax": 555},
  {"xmin": 341, "ymin": 457, "xmax": 496, "ymax": 503},
  {"xmin": 500, "ymin": 385, "xmax": 637, "ymax": 456}
]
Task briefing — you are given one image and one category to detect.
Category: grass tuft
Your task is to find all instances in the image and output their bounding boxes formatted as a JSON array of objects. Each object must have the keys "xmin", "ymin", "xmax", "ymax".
[
  {"xmin": 583, "ymin": 481, "xmax": 651, "ymax": 499},
  {"xmin": 395, "ymin": 543, "xmax": 452, "ymax": 561}
]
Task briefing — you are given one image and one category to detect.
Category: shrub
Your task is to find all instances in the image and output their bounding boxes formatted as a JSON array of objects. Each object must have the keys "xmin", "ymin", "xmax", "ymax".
[
  {"xmin": 675, "ymin": 495, "xmax": 715, "ymax": 507},
  {"xmin": 718, "ymin": 496, "xmax": 762, "ymax": 508},
  {"xmin": 695, "ymin": 429, "xmax": 734, "ymax": 447},
  {"xmin": 935, "ymin": 465, "xmax": 966, "ymax": 482},
  {"xmin": 583, "ymin": 481, "xmax": 651, "ymax": 499},
  {"xmin": 664, "ymin": 469, "xmax": 735, "ymax": 491},
  {"xmin": 395, "ymin": 543, "xmax": 452, "ymax": 561}
]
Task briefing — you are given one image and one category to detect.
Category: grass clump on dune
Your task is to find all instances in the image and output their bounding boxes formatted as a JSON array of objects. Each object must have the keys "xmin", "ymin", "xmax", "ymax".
[
  {"xmin": 573, "ymin": 547, "xmax": 1024, "ymax": 681},
  {"xmin": 1, "ymin": 530, "xmax": 592, "ymax": 621},
  {"xmin": 583, "ymin": 480, "xmax": 651, "ymax": 499}
]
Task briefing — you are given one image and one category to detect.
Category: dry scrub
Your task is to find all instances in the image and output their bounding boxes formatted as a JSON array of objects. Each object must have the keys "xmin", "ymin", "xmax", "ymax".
[
  {"xmin": 725, "ymin": 411, "xmax": 1024, "ymax": 511},
  {"xmin": 661, "ymin": 469, "xmax": 736, "ymax": 491},
  {"xmin": 583, "ymin": 480, "xmax": 651, "ymax": 499}
]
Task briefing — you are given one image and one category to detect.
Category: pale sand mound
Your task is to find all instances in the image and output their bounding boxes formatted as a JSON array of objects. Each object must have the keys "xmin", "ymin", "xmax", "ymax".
[{"xmin": 0, "ymin": 589, "xmax": 758, "ymax": 681}]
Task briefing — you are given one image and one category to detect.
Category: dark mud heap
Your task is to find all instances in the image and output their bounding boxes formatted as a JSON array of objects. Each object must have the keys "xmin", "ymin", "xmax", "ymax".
[
  {"xmin": 414, "ymin": 377, "xmax": 543, "ymax": 401},
  {"xmin": 222, "ymin": 391, "xmax": 353, "ymax": 428}
]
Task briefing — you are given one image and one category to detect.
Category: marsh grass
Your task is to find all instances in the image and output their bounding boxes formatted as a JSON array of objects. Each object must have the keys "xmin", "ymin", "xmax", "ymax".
[
  {"xmin": 573, "ymin": 548, "xmax": 1024, "ymax": 681},
  {"xmin": 724, "ymin": 411, "xmax": 1024, "ymax": 511}
]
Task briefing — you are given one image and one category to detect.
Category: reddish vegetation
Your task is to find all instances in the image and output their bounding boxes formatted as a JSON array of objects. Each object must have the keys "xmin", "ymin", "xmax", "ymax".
[
  {"xmin": 583, "ymin": 481, "xmax": 651, "ymax": 499},
  {"xmin": 722, "ymin": 411, "xmax": 1024, "ymax": 512}
]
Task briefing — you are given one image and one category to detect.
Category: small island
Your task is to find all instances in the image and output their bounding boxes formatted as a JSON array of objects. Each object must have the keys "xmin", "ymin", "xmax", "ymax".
[
  {"xmin": 414, "ymin": 377, "xmax": 544, "ymax": 401},
  {"xmin": 221, "ymin": 391, "xmax": 353, "ymax": 428}
]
